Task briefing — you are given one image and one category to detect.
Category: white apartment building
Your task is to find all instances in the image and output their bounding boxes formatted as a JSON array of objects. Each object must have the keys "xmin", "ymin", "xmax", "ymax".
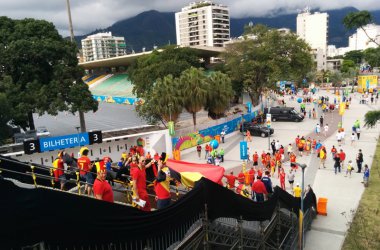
[
  {"xmin": 297, "ymin": 9, "xmax": 329, "ymax": 71},
  {"xmin": 348, "ymin": 24, "xmax": 380, "ymax": 51},
  {"xmin": 327, "ymin": 45, "xmax": 351, "ymax": 58},
  {"xmin": 175, "ymin": 1, "xmax": 230, "ymax": 47},
  {"xmin": 81, "ymin": 32, "xmax": 126, "ymax": 62}
]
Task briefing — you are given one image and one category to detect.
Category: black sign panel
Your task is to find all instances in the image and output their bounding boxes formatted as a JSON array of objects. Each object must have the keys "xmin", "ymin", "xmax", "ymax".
[
  {"xmin": 23, "ymin": 139, "xmax": 40, "ymax": 154},
  {"xmin": 88, "ymin": 131, "xmax": 102, "ymax": 144}
]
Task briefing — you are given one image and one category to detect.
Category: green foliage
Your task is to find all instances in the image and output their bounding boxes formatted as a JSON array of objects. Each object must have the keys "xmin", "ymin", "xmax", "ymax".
[
  {"xmin": 0, "ymin": 17, "xmax": 97, "ymax": 132},
  {"xmin": 344, "ymin": 50, "xmax": 364, "ymax": 64},
  {"xmin": 364, "ymin": 110, "xmax": 380, "ymax": 128},
  {"xmin": 0, "ymin": 92, "xmax": 12, "ymax": 143},
  {"xmin": 343, "ymin": 11, "xmax": 374, "ymax": 30},
  {"xmin": 205, "ymin": 71, "xmax": 234, "ymax": 119},
  {"xmin": 329, "ymin": 71, "xmax": 343, "ymax": 87},
  {"xmin": 223, "ymin": 25, "xmax": 313, "ymax": 105},
  {"xmin": 343, "ymin": 11, "xmax": 379, "ymax": 47},
  {"xmin": 363, "ymin": 47, "xmax": 380, "ymax": 67},
  {"xmin": 127, "ymin": 46, "xmax": 202, "ymax": 98},
  {"xmin": 180, "ymin": 67, "xmax": 208, "ymax": 126},
  {"xmin": 341, "ymin": 60, "xmax": 356, "ymax": 73}
]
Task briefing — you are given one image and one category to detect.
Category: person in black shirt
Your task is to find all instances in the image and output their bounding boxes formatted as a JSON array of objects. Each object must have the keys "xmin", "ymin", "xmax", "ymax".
[{"xmin": 356, "ymin": 149, "xmax": 364, "ymax": 173}]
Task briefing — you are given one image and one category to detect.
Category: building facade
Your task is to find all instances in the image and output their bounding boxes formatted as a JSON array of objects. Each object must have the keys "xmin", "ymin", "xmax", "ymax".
[
  {"xmin": 349, "ymin": 24, "xmax": 380, "ymax": 51},
  {"xmin": 81, "ymin": 32, "xmax": 126, "ymax": 62},
  {"xmin": 297, "ymin": 9, "xmax": 328, "ymax": 71},
  {"xmin": 175, "ymin": 1, "xmax": 230, "ymax": 47}
]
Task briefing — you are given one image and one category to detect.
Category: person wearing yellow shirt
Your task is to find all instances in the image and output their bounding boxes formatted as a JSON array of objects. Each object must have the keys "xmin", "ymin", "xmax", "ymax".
[{"xmin": 293, "ymin": 183, "xmax": 302, "ymax": 198}]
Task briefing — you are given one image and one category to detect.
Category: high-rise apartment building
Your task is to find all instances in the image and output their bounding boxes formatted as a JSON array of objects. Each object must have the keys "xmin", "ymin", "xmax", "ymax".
[
  {"xmin": 297, "ymin": 9, "xmax": 328, "ymax": 71},
  {"xmin": 349, "ymin": 24, "xmax": 380, "ymax": 51},
  {"xmin": 81, "ymin": 32, "xmax": 126, "ymax": 62},
  {"xmin": 175, "ymin": 1, "xmax": 230, "ymax": 47}
]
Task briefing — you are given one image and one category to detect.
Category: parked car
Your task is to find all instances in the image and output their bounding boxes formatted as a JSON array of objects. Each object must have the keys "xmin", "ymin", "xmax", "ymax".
[
  {"xmin": 264, "ymin": 107, "xmax": 304, "ymax": 122},
  {"xmin": 36, "ymin": 126, "xmax": 51, "ymax": 138},
  {"xmin": 240, "ymin": 122, "xmax": 274, "ymax": 138}
]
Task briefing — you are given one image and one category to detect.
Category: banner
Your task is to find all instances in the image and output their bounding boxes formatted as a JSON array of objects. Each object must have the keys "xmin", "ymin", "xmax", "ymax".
[
  {"xmin": 247, "ymin": 102, "xmax": 252, "ymax": 113},
  {"xmin": 168, "ymin": 121, "xmax": 175, "ymax": 136},
  {"xmin": 240, "ymin": 141, "xmax": 248, "ymax": 160},
  {"xmin": 39, "ymin": 133, "xmax": 89, "ymax": 152}
]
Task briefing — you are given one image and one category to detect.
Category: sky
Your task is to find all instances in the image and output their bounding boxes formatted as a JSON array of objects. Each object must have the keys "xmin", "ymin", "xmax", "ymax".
[{"xmin": 1, "ymin": 0, "xmax": 380, "ymax": 37}]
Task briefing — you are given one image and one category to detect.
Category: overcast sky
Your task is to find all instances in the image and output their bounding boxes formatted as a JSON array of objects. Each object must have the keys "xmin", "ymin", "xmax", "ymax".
[{"xmin": 1, "ymin": 0, "xmax": 380, "ymax": 37}]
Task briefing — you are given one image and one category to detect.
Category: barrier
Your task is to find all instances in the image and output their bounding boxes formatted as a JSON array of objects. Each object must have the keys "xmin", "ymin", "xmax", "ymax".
[{"xmin": 317, "ymin": 197, "xmax": 328, "ymax": 216}]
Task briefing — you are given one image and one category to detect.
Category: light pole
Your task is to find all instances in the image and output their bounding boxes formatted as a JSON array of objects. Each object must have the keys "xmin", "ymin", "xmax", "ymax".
[
  {"xmin": 65, "ymin": 0, "xmax": 86, "ymax": 132},
  {"xmin": 168, "ymin": 103, "xmax": 172, "ymax": 122},
  {"xmin": 295, "ymin": 162, "xmax": 307, "ymax": 250},
  {"xmin": 241, "ymin": 114, "xmax": 244, "ymax": 140}
]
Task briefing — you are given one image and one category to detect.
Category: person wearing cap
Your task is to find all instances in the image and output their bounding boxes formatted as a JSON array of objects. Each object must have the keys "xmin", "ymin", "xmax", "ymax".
[
  {"xmin": 154, "ymin": 153, "xmax": 172, "ymax": 209},
  {"xmin": 77, "ymin": 148, "xmax": 94, "ymax": 196},
  {"xmin": 293, "ymin": 183, "xmax": 302, "ymax": 198},
  {"xmin": 93, "ymin": 169, "xmax": 114, "ymax": 203}
]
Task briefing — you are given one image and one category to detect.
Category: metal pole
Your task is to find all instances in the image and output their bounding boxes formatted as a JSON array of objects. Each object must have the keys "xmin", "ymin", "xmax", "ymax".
[
  {"xmin": 268, "ymin": 131, "xmax": 270, "ymax": 151},
  {"xmin": 66, "ymin": 0, "xmax": 75, "ymax": 41},
  {"xmin": 301, "ymin": 167, "xmax": 305, "ymax": 250},
  {"xmin": 241, "ymin": 114, "xmax": 244, "ymax": 140}
]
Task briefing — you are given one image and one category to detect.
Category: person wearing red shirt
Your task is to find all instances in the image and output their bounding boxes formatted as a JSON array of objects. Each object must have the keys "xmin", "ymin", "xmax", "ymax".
[
  {"xmin": 224, "ymin": 172, "xmax": 237, "ymax": 190},
  {"xmin": 257, "ymin": 168, "xmax": 263, "ymax": 178},
  {"xmin": 53, "ymin": 152, "xmax": 66, "ymax": 190},
  {"xmin": 93, "ymin": 169, "xmax": 114, "ymax": 203},
  {"xmin": 339, "ymin": 149, "xmax": 346, "ymax": 168},
  {"xmin": 279, "ymin": 168, "xmax": 286, "ymax": 190},
  {"xmin": 312, "ymin": 139, "xmax": 317, "ymax": 154},
  {"xmin": 248, "ymin": 167, "xmax": 255, "ymax": 185},
  {"xmin": 261, "ymin": 151, "xmax": 267, "ymax": 167},
  {"xmin": 77, "ymin": 149, "xmax": 94, "ymax": 195},
  {"xmin": 154, "ymin": 153, "xmax": 171, "ymax": 209},
  {"xmin": 251, "ymin": 176, "xmax": 268, "ymax": 202},
  {"xmin": 265, "ymin": 153, "xmax": 271, "ymax": 168},
  {"xmin": 253, "ymin": 152, "xmax": 259, "ymax": 166},
  {"xmin": 295, "ymin": 135, "xmax": 300, "ymax": 153},
  {"xmin": 237, "ymin": 171, "xmax": 245, "ymax": 184},
  {"xmin": 290, "ymin": 152, "xmax": 297, "ymax": 171},
  {"xmin": 131, "ymin": 157, "xmax": 154, "ymax": 211}
]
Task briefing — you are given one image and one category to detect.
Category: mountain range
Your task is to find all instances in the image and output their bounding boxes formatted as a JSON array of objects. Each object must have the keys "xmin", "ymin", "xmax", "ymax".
[{"xmin": 76, "ymin": 7, "xmax": 380, "ymax": 53}]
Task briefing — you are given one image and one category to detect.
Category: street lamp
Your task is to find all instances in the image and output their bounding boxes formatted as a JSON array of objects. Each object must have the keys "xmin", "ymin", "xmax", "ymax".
[{"xmin": 295, "ymin": 162, "xmax": 307, "ymax": 250}]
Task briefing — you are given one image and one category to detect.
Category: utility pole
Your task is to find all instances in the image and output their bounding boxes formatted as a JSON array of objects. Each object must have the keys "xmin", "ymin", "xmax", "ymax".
[{"xmin": 66, "ymin": 0, "xmax": 86, "ymax": 132}]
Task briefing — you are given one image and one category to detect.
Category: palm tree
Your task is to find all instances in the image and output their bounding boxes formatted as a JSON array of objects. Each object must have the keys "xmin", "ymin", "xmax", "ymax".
[
  {"xmin": 364, "ymin": 110, "xmax": 380, "ymax": 128},
  {"xmin": 180, "ymin": 67, "xmax": 208, "ymax": 126},
  {"xmin": 151, "ymin": 75, "xmax": 183, "ymax": 123},
  {"xmin": 205, "ymin": 71, "xmax": 234, "ymax": 119}
]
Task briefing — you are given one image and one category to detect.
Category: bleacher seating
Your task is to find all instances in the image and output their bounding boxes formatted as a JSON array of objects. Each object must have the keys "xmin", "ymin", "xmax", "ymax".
[
  {"xmin": 82, "ymin": 74, "xmax": 99, "ymax": 83},
  {"xmin": 90, "ymin": 74, "xmax": 134, "ymax": 97},
  {"xmin": 86, "ymin": 74, "xmax": 107, "ymax": 86}
]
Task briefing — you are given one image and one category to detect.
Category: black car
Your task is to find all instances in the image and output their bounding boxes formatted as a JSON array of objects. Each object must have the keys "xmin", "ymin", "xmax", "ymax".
[
  {"xmin": 264, "ymin": 107, "xmax": 304, "ymax": 122},
  {"xmin": 240, "ymin": 122, "xmax": 274, "ymax": 138}
]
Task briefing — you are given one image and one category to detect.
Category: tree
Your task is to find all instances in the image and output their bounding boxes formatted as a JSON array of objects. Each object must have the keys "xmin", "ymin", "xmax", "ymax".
[
  {"xmin": 364, "ymin": 110, "xmax": 380, "ymax": 128},
  {"xmin": 363, "ymin": 47, "xmax": 380, "ymax": 67},
  {"xmin": 343, "ymin": 11, "xmax": 379, "ymax": 46},
  {"xmin": 0, "ymin": 17, "xmax": 98, "ymax": 131},
  {"xmin": 205, "ymin": 71, "xmax": 233, "ymax": 119},
  {"xmin": 344, "ymin": 50, "xmax": 364, "ymax": 64},
  {"xmin": 180, "ymin": 67, "xmax": 208, "ymax": 126},
  {"xmin": 0, "ymin": 91, "xmax": 12, "ymax": 143},
  {"xmin": 329, "ymin": 71, "xmax": 343, "ymax": 87},
  {"xmin": 223, "ymin": 25, "xmax": 313, "ymax": 105},
  {"xmin": 127, "ymin": 46, "xmax": 201, "ymax": 98},
  {"xmin": 341, "ymin": 59, "xmax": 356, "ymax": 73}
]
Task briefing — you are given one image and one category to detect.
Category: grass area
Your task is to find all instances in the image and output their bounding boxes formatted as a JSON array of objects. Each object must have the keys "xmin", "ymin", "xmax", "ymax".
[{"xmin": 342, "ymin": 137, "xmax": 380, "ymax": 250}]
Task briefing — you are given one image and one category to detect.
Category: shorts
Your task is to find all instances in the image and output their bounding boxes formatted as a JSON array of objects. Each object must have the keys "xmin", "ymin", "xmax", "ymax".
[
  {"xmin": 58, "ymin": 174, "xmax": 67, "ymax": 185},
  {"xmin": 299, "ymin": 148, "xmax": 304, "ymax": 152},
  {"xmin": 81, "ymin": 173, "xmax": 94, "ymax": 185},
  {"xmin": 288, "ymin": 180, "xmax": 294, "ymax": 184},
  {"xmin": 253, "ymin": 161, "xmax": 258, "ymax": 166},
  {"xmin": 291, "ymin": 163, "xmax": 296, "ymax": 168}
]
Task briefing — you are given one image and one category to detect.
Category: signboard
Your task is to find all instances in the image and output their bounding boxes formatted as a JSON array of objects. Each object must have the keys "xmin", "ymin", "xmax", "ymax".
[
  {"xmin": 266, "ymin": 114, "xmax": 272, "ymax": 128},
  {"xmin": 168, "ymin": 121, "xmax": 175, "ymax": 136},
  {"xmin": 89, "ymin": 131, "xmax": 102, "ymax": 144},
  {"xmin": 246, "ymin": 102, "xmax": 252, "ymax": 113},
  {"xmin": 240, "ymin": 141, "xmax": 248, "ymax": 160},
  {"xmin": 39, "ymin": 133, "xmax": 89, "ymax": 152},
  {"xmin": 23, "ymin": 139, "xmax": 40, "ymax": 155},
  {"xmin": 358, "ymin": 75, "xmax": 377, "ymax": 92}
]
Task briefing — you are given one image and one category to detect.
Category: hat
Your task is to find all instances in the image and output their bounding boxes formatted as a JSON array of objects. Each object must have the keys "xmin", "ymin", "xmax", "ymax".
[
  {"xmin": 160, "ymin": 152, "xmax": 167, "ymax": 163},
  {"xmin": 80, "ymin": 147, "xmax": 89, "ymax": 156},
  {"xmin": 296, "ymin": 183, "xmax": 300, "ymax": 186}
]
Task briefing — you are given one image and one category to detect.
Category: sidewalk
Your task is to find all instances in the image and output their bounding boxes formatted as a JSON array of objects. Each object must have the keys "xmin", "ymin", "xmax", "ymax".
[{"xmin": 180, "ymin": 90, "xmax": 380, "ymax": 249}]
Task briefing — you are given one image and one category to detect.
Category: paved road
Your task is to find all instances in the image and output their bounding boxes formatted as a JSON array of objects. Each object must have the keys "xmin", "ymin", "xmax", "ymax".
[
  {"xmin": 180, "ymin": 90, "xmax": 380, "ymax": 250},
  {"xmin": 33, "ymin": 102, "xmax": 210, "ymax": 136}
]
